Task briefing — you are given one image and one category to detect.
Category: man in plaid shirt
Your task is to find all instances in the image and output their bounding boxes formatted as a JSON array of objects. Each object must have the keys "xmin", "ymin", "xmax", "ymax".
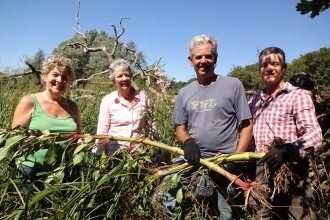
[{"xmin": 249, "ymin": 47, "xmax": 322, "ymax": 219}]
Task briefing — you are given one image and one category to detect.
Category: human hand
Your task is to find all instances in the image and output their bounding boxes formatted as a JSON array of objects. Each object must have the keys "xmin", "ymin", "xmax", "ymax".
[
  {"xmin": 183, "ymin": 138, "xmax": 201, "ymax": 165},
  {"xmin": 159, "ymin": 149, "xmax": 171, "ymax": 165},
  {"xmin": 150, "ymin": 130, "xmax": 162, "ymax": 141},
  {"xmin": 150, "ymin": 147, "xmax": 171, "ymax": 166},
  {"xmin": 77, "ymin": 134, "xmax": 90, "ymax": 145},
  {"xmin": 258, "ymin": 143, "xmax": 295, "ymax": 170},
  {"xmin": 25, "ymin": 130, "xmax": 50, "ymax": 142},
  {"xmin": 225, "ymin": 161, "xmax": 239, "ymax": 173}
]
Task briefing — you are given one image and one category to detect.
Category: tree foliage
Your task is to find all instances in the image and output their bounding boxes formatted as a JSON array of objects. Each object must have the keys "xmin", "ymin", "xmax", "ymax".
[
  {"xmin": 296, "ymin": 0, "xmax": 330, "ymax": 18},
  {"xmin": 30, "ymin": 48, "xmax": 46, "ymax": 70},
  {"xmin": 52, "ymin": 30, "xmax": 148, "ymax": 80},
  {"xmin": 228, "ymin": 47, "xmax": 330, "ymax": 92},
  {"xmin": 227, "ymin": 64, "xmax": 263, "ymax": 92}
]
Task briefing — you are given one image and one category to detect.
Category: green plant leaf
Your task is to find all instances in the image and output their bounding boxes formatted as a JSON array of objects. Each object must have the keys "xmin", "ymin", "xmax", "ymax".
[
  {"xmin": 73, "ymin": 152, "xmax": 84, "ymax": 165},
  {"xmin": 0, "ymin": 135, "xmax": 25, "ymax": 161},
  {"xmin": 73, "ymin": 143, "xmax": 88, "ymax": 156},
  {"xmin": 84, "ymin": 135, "xmax": 94, "ymax": 143},
  {"xmin": 29, "ymin": 184, "xmax": 67, "ymax": 207},
  {"xmin": 0, "ymin": 134, "xmax": 6, "ymax": 147},
  {"xmin": 45, "ymin": 166, "xmax": 65, "ymax": 184},
  {"xmin": 92, "ymin": 170, "xmax": 100, "ymax": 181},
  {"xmin": 176, "ymin": 188, "xmax": 183, "ymax": 204},
  {"xmin": 171, "ymin": 173, "xmax": 180, "ymax": 186}
]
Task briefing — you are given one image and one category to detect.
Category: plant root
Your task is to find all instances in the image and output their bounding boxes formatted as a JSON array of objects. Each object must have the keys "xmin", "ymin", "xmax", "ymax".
[{"xmin": 244, "ymin": 181, "xmax": 272, "ymax": 212}]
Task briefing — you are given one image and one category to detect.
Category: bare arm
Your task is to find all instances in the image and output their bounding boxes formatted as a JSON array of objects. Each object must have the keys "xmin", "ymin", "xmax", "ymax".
[
  {"xmin": 73, "ymin": 102, "xmax": 82, "ymax": 134},
  {"xmin": 176, "ymin": 124, "xmax": 191, "ymax": 144},
  {"xmin": 236, "ymin": 118, "xmax": 253, "ymax": 152},
  {"xmin": 12, "ymin": 95, "xmax": 34, "ymax": 128}
]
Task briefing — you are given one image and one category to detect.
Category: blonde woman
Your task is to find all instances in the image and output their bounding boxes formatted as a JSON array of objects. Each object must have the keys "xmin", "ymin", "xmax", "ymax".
[{"xmin": 12, "ymin": 55, "xmax": 82, "ymax": 190}]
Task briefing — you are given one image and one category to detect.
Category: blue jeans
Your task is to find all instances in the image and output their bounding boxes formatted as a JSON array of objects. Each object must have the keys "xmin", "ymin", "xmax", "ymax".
[
  {"xmin": 16, "ymin": 164, "xmax": 44, "ymax": 195},
  {"xmin": 154, "ymin": 156, "xmax": 235, "ymax": 220}
]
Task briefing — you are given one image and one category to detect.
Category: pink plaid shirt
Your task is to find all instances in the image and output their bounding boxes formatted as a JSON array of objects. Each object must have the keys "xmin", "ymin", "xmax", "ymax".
[
  {"xmin": 248, "ymin": 82, "xmax": 322, "ymax": 157},
  {"xmin": 96, "ymin": 89, "xmax": 150, "ymax": 155}
]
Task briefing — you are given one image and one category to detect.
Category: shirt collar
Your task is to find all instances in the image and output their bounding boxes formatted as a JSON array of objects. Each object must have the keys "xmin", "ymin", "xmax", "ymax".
[
  {"xmin": 259, "ymin": 82, "xmax": 295, "ymax": 102},
  {"xmin": 114, "ymin": 87, "xmax": 140, "ymax": 104},
  {"xmin": 261, "ymin": 82, "xmax": 294, "ymax": 96}
]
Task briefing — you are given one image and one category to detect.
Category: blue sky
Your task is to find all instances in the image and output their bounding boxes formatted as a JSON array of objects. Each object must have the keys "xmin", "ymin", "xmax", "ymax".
[{"xmin": 1, "ymin": 0, "xmax": 329, "ymax": 82}]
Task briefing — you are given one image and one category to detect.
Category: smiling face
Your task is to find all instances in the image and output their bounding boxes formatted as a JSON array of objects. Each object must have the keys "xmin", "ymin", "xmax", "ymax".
[
  {"xmin": 188, "ymin": 42, "xmax": 217, "ymax": 79},
  {"xmin": 43, "ymin": 67, "xmax": 69, "ymax": 95},
  {"xmin": 113, "ymin": 67, "xmax": 132, "ymax": 93},
  {"xmin": 259, "ymin": 53, "xmax": 286, "ymax": 87}
]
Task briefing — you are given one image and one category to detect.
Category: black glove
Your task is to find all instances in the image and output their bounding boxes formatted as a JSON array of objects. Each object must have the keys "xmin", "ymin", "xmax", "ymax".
[
  {"xmin": 224, "ymin": 162, "xmax": 241, "ymax": 175},
  {"xmin": 150, "ymin": 130, "xmax": 162, "ymax": 141},
  {"xmin": 183, "ymin": 138, "xmax": 201, "ymax": 165},
  {"xmin": 150, "ymin": 146, "xmax": 159, "ymax": 164},
  {"xmin": 150, "ymin": 147, "xmax": 171, "ymax": 166},
  {"xmin": 258, "ymin": 143, "xmax": 295, "ymax": 170},
  {"xmin": 158, "ymin": 149, "xmax": 171, "ymax": 166}
]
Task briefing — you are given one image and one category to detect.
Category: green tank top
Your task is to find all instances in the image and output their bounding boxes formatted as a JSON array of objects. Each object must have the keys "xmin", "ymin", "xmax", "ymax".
[{"xmin": 22, "ymin": 94, "xmax": 77, "ymax": 168}]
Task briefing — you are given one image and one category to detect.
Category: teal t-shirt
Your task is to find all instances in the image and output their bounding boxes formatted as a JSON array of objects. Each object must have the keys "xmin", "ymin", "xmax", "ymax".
[{"xmin": 22, "ymin": 94, "xmax": 77, "ymax": 168}]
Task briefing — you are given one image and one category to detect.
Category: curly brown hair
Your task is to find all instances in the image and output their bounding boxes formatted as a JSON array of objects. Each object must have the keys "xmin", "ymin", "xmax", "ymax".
[{"xmin": 41, "ymin": 55, "xmax": 75, "ymax": 85}]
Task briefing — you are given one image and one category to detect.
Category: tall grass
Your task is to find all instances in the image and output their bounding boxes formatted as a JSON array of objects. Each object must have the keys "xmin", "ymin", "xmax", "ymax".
[
  {"xmin": 0, "ymin": 75, "xmax": 185, "ymax": 219},
  {"xmin": 1, "ymin": 75, "xmax": 328, "ymax": 219}
]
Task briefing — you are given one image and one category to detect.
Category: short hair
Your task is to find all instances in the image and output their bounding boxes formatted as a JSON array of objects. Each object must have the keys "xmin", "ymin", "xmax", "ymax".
[
  {"xmin": 109, "ymin": 59, "xmax": 133, "ymax": 81},
  {"xmin": 188, "ymin": 34, "xmax": 218, "ymax": 58},
  {"xmin": 41, "ymin": 55, "xmax": 75, "ymax": 85},
  {"xmin": 258, "ymin": 47, "xmax": 287, "ymax": 68}
]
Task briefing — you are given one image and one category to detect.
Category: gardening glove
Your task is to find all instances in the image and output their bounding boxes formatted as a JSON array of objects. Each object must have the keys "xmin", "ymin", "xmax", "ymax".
[
  {"xmin": 224, "ymin": 161, "xmax": 241, "ymax": 175},
  {"xmin": 258, "ymin": 143, "xmax": 295, "ymax": 170},
  {"xmin": 150, "ymin": 130, "xmax": 162, "ymax": 141},
  {"xmin": 150, "ymin": 146, "xmax": 160, "ymax": 164},
  {"xmin": 159, "ymin": 149, "xmax": 171, "ymax": 166},
  {"xmin": 183, "ymin": 138, "xmax": 201, "ymax": 165},
  {"xmin": 150, "ymin": 147, "xmax": 171, "ymax": 166}
]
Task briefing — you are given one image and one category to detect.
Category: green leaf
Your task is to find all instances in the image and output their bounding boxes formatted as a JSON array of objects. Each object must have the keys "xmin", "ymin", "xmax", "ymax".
[
  {"xmin": 44, "ymin": 146, "xmax": 57, "ymax": 168},
  {"xmin": 92, "ymin": 170, "xmax": 100, "ymax": 181},
  {"xmin": 0, "ymin": 145, "xmax": 12, "ymax": 161},
  {"xmin": 176, "ymin": 188, "xmax": 183, "ymax": 204},
  {"xmin": 73, "ymin": 143, "xmax": 88, "ymax": 156},
  {"xmin": 45, "ymin": 166, "xmax": 65, "ymax": 184},
  {"xmin": 73, "ymin": 152, "xmax": 84, "ymax": 165},
  {"xmin": 4, "ymin": 135, "xmax": 25, "ymax": 147},
  {"xmin": 0, "ymin": 134, "xmax": 6, "ymax": 147},
  {"xmin": 84, "ymin": 135, "xmax": 94, "ymax": 143},
  {"xmin": 29, "ymin": 184, "xmax": 67, "ymax": 207},
  {"xmin": 137, "ymin": 163, "xmax": 141, "ymax": 179},
  {"xmin": 0, "ymin": 135, "xmax": 25, "ymax": 161},
  {"xmin": 97, "ymin": 161, "xmax": 125, "ymax": 187},
  {"xmin": 171, "ymin": 173, "xmax": 180, "ymax": 186}
]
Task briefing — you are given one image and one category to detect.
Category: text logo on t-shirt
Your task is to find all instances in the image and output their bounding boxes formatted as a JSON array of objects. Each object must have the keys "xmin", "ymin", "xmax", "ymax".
[{"xmin": 191, "ymin": 99, "xmax": 217, "ymax": 112}]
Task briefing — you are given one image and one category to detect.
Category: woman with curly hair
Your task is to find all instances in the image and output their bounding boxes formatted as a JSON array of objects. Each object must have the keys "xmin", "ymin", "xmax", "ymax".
[{"xmin": 12, "ymin": 55, "xmax": 82, "ymax": 192}]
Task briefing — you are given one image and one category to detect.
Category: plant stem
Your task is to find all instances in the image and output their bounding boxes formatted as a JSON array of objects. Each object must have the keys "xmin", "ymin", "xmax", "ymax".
[{"xmin": 57, "ymin": 133, "xmax": 258, "ymax": 191}]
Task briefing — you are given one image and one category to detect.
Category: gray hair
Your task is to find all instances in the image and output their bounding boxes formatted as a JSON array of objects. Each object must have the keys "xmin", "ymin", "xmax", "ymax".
[
  {"xmin": 188, "ymin": 34, "xmax": 218, "ymax": 58},
  {"xmin": 109, "ymin": 59, "xmax": 133, "ymax": 81}
]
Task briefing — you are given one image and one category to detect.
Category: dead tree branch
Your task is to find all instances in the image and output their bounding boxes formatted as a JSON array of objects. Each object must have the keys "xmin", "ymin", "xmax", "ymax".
[
  {"xmin": 62, "ymin": 1, "xmax": 130, "ymax": 64},
  {"xmin": 3, "ymin": 61, "xmax": 41, "ymax": 84},
  {"xmin": 110, "ymin": 17, "xmax": 129, "ymax": 57},
  {"xmin": 71, "ymin": 70, "xmax": 108, "ymax": 88}
]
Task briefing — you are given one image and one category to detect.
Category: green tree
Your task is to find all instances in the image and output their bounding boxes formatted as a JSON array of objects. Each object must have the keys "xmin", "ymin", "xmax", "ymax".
[
  {"xmin": 52, "ymin": 30, "xmax": 148, "ymax": 80},
  {"xmin": 227, "ymin": 64, "xmax": 263, "ymax": 92},
  {"xmin": 30, "ymin": 48, "xmax": 46, "ymax": 70},
  {"xmin": 52, "ymin": 34, "xmax": 91, "ymax": 79},
  {"xmin": 285, "ymin": 56, "xmax": 308, "ymax": 82},
  {"xmin": 296, "ymin": 0, "xmax": 330, "ymax": 18},
  {"xmin": 303, "ymin": 47, "xmax": 330, "ymax": 90}
]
